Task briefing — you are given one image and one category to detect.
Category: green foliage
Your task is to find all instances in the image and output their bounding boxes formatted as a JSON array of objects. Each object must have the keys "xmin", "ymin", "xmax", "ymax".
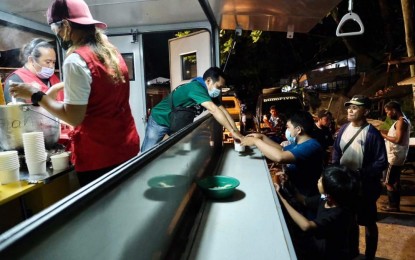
[
  {"xmin": 219, "ymin": 29, "xmax": 263, "ymax": 66},
  {"xmin": 175, "ymin": 31, "xmax": 192, "ymax": 38},
  {"xmin": 175, "ymin": 29, "xmax": 264, "ymax": 70},
  {"xmin": 250, "ymin": 30, "xmax": 262, "ymax": 43}
]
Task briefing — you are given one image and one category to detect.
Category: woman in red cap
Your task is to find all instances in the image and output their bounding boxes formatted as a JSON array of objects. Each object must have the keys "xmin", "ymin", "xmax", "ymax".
[{"xmin": 9, "ymin": 0, "xmax": 140, "ymax": 186}]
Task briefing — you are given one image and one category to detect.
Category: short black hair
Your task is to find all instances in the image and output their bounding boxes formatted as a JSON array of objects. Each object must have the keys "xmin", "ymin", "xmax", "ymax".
[
  {"xmin": 288, "ymin": 111, "xmax": 315, "ymax": 135},
  {"xmin": 384, "ymin": 100, "xmax": 402, "ymax": 112},
  {"xmin": 203, "ymin": 67, "xmax": 226, "ymax": 82},
  {"xmin": 317, "ymin": 109, "xmax": 332, "ymax": 119},
  {"xmin": 321, "ymin": 165, "xmax": 359, "ymax": 207}
]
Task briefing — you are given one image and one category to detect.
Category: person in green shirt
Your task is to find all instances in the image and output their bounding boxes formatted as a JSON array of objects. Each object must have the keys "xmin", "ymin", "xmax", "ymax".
[{"xmin": 141, "ymin": 67, "xmax": 243, "ymax": 152}]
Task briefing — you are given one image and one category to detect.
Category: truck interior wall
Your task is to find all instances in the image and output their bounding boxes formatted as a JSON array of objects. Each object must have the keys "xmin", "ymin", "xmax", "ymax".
[{"xmin": 0, "ymin": 115, "xmax": 223, "ymax": 259}]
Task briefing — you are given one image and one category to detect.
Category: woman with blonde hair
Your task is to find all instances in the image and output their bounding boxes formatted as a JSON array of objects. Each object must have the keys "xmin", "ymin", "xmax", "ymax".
[{"xmin": 9, "ymin": 0, "xmax": 139, "ymax": 186}]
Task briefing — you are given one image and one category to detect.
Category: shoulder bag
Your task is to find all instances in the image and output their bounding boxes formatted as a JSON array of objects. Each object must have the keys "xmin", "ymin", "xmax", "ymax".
[{"xmin": 169, "ymin": 85, "xmax": 196, "ymax": 133}]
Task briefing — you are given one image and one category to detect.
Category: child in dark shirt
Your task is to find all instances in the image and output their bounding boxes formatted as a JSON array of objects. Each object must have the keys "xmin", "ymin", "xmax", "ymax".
[{"xmin": 275, "ymin": 165, "xmax": 359, "ymax": 259}]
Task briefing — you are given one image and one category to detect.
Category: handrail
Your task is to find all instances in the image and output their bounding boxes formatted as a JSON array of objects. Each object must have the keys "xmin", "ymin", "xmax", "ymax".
[{"xmin": 336, "ymin": 0, "xmax": 364, "ymax": 37}]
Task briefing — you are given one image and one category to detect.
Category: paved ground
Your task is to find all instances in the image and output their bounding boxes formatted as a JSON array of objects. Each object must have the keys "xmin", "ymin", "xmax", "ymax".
[{"xmin": 357, "ymin": 167, "xmax": 415, "ymax": 260}]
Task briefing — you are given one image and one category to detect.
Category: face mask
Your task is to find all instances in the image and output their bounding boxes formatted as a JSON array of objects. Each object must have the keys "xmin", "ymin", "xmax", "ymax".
[
  {"xmin": 208, "ymin": 87, "xmax": 221, "ymax": 98},
  {"xmin": 285, "ymin": 128, "xmax": 296, "ymax": 144},
  {"xmin": 56, "ymin": 34, "xmax": 72, "ymax": 50},
  {"xmin": 33, "ymin": 59, "xmax": 54, "ymax": 79}
]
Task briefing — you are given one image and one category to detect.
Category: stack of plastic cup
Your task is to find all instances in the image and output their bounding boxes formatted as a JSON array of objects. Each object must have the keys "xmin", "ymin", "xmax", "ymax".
[
  {"xmin": 22, "ymin": 132, "xmax": 47, "ymax": 175},
  {"xmin": 0, "ymin": 150, "xmax": 20, "ymax": 184}
]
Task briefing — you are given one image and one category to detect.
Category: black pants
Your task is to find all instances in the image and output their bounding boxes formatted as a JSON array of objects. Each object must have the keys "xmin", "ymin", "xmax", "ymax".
[
  {"xmin": 77, "ymin": 164, "xmax": 120, "ymax": 187},
  {"xmin": 350, "ymin": 185, "xmax": 381, "ymax": 260}
]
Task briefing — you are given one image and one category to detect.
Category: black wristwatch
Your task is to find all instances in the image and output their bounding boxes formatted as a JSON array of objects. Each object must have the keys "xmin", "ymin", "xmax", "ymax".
[{"xmin": 31, "ymin": 91, "xmax": 46, "ymax": 106}]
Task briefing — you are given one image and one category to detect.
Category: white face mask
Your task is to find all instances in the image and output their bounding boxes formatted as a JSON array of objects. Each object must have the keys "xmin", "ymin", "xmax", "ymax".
[
  {"xmin": 208, "ymin": 87, "xmax": 221, "ymax": 98},
  {"xmin": 33, "ymin": 58, "xmax": 55, "ymax": 79}
]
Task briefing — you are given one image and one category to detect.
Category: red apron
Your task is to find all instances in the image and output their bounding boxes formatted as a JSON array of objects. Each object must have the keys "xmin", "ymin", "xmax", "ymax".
[
  {"xmin": 7, "ymin": 67, "xmax": 64, "ymax": 101},
  {"xmin": 70, "ymin": 46, "xmax": 139, "ymax": 172}
]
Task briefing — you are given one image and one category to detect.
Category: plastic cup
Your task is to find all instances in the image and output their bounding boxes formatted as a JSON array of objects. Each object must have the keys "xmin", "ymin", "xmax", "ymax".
[
  {"xmin": 0, "ymin": 168, "xmax": 20, "ymax": 184},
  {"xmin": 50, "ymin": 153, "xmax": 70, "ymax": 170},
  {"xmin": 234, "ymin": 141, "xmax": 245, "ymax": 152},
  {"xmin": 0, "ymin": 151, "xmax": 20, "ymax": 171},
  {"xmin": 26, "ymin": 160, "xmax": 47, "ymax": 175}
]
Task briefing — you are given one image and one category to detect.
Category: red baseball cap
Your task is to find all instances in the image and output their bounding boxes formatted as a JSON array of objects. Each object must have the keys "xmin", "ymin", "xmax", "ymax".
[{"xmin": 47, "ymin": 0, "xmax": 107, "ymax": 29}]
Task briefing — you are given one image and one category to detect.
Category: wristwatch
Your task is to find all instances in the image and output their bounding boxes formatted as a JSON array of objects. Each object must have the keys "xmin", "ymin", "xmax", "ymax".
[{"xmin": 31, "ymin": 91, "xmax": 46, "ymax": 106}]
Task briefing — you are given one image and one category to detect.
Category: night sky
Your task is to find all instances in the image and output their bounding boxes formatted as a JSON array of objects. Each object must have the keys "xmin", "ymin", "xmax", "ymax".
[{"xmin": 142, "ymin": 32, "xmax": 176, "ymax": 83}]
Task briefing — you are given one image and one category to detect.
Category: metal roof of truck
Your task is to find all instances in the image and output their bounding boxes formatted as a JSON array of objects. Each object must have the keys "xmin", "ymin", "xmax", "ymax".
[{"xmin": 0, "ymin": 0, "xmax": 341, "ymax": 51}]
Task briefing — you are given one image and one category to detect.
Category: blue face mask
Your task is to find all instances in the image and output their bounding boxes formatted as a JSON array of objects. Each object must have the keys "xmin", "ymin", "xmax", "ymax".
[
  {"xmin": 285, "ymin": 128, "xmax": 296, "ymax": 144},
  {"xmin": 208, "ymin": 87, "xmax": 221, "ymax": 98}
]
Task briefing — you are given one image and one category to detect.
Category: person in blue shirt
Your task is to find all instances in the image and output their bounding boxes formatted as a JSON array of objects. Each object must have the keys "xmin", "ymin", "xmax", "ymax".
[{"xmin": 243, "ymin": 110, "xmax": 324, "ymax": 197}]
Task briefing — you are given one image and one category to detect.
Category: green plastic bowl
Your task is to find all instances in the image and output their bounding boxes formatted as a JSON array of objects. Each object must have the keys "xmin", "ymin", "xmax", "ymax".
[{"xmin": 197, "ymin": 176, "xmax": 240, "ymax": 199}]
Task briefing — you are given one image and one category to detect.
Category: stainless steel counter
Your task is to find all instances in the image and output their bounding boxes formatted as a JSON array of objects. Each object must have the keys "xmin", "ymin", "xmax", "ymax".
[
  {"xmin": 188, "ymin": 144, "xmax": 296, "ymax": 259},
  {"xmin": 0, "ymin": 118, "xmax": 295, "ymax": 259},
  {"xmin": 20, "ymin": 164, "xmax": 74, "ymax": 184}
]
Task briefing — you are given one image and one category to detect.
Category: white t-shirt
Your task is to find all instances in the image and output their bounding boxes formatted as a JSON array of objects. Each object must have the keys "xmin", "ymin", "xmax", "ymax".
[
  {"xmin": 339, "ymin": 124, "xmax": 369, "ymax": 171},
  {"xmin": 62, "ymin": 53, "xmax": 92, "ymax": 105}
]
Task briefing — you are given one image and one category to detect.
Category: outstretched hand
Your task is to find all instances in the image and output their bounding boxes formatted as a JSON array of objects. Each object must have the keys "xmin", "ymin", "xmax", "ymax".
[
  {"xmin": 9, "ymin": 82, "xmax": 38, "ymax": 100},
  {"xmin": 232, "ymin": 131, "xmax": 245, "ymax": 143},
  {"xmin": 246, "ymin": 133, "xmax": 264, "ymax": 139},
  {"xmin": 241, "ymin": 133, "xmax": 264, "ymax": 146}
]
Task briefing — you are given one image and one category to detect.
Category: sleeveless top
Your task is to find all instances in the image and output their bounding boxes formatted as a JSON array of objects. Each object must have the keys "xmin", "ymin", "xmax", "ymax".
[
  {"xmin": 386, "ymin": 116, "xmax": 410, "ymax": 165},
  {"xmin": 70, "ymin": 46, "xmax": 139, "ymax": 172}
]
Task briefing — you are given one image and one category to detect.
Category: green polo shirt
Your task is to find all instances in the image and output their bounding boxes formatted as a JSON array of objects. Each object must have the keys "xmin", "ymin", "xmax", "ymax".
[{"xmin": 151, "ymin": 80, "xmax": 220, "ymax": 127}]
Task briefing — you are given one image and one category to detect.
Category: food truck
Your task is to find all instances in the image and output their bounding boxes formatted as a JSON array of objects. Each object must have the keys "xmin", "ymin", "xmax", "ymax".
[{"xmin": 0, "ymin": 0, "xmax": 342, "ymax": 258}]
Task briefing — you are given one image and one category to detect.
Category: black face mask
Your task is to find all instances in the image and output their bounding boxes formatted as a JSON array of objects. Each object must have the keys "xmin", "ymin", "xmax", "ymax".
[{"xmin": 56, "ymin": 34, "xmax": 72, "ymax": 50}]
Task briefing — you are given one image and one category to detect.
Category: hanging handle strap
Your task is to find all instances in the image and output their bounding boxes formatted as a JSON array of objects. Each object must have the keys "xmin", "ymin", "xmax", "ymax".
[{"xmin": 336, "ymin": 0, "xmax": 365, "ymax": 37}]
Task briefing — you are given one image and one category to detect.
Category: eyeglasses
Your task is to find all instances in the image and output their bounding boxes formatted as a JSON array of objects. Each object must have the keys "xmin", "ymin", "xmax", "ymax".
[{"xmin": 50, "ymin": 21, "xmax": 63, "ymax": 34}]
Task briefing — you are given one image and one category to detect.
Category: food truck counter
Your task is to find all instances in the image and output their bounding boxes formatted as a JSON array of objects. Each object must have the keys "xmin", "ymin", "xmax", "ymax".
[
  {"xmin": 0, "ymin": 117, "xmax": 295, "ymax": 259},
  {"xmin": 187, "ymin": 144, "xmax": 296, "ymax": 259},
  {"xmin": 0, "ymin": 165, "xmax": 77, "ymax": 233},
  {"xmin": 0, "ymin": 166, "xmax": 75, "ymax": 206}
]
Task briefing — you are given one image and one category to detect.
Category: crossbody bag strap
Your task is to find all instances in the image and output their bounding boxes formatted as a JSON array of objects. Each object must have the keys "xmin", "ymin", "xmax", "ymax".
[{"xmin": 342, "ymin": 123, "xmax": 368, "ymax": 154}]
